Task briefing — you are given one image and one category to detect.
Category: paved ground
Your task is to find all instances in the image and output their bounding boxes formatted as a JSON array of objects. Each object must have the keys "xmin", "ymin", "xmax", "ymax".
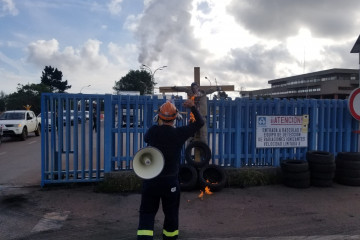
[{"xmin": 1, "ymin": 183, "xmax": 360, "ymax": 240}]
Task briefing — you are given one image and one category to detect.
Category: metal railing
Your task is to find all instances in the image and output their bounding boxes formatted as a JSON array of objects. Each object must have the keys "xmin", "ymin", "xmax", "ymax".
[{"xmin": 41, "ymin": 93, "xmax": 359, "ymax": 186}]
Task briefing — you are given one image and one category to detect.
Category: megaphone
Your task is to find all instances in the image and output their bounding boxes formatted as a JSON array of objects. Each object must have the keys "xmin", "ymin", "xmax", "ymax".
[{"xmin": 133, "ymin": 147, "xmax": 164, "ymax": 179}]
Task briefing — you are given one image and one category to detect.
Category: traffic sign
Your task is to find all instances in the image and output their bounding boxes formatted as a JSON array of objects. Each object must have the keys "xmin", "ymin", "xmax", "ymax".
[{"xmin": 348, "ymin": 88, "xmax": 360, "ymax": 120}]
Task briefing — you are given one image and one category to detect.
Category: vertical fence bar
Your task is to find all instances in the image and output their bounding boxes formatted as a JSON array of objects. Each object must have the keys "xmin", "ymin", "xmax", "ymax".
[
  {"xmin": 330, "ymin": 100, "xmax": 337, "ymax": 155},
  {"xmin": 324, "ymin": 99, "xmax": 331, "ymax": 151},
  {"xmin": 104, "ymin": 94, "xmax": 113, "ymax": 173},
  {"xmin": 225, "ymin": 100, "xmax": 232, "ymax": 166},
  {"xmin": 337, "ymin": 100, "xmax": 344, "ymax": 153},
  {"xmin": 343, "ymin": 99, "xmax": 352, "ymax": 152},
  {"xmin": 308, "ymin": 99, "xmax": 317, "ymax": 150},
  {"xmin": 244, "ymin": 99, "xmax": 250, "ymax": 165}
]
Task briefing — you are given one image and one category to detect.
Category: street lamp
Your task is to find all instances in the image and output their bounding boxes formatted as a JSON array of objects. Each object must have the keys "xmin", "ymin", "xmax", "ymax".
[
  {"xmin": 80, "ymin": 85, "xmax": 91, "ymax": 93},
  {"xmin": 205, "ymin": 76, "xmax": 212, "ymax": 99},
  {"xmin": 205, "ymin": 76, "xmax": 218, "ymax": 99},
  {"xmin": 141, "ymin": 64, "xmax": 167, "ymax": 94},
  {"xmin": 205, "ymin": 76, "xmax": 212, "ymax": 86}
]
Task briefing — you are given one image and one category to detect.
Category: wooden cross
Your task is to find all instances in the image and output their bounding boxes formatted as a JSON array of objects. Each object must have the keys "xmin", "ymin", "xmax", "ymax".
[
  {"xmin": 159, "ymin": 67, "xmax": 234, "ymax": 144},
  {"xmin": 159, "ymin": 67, "xmax": 235, "ymax": 163}
]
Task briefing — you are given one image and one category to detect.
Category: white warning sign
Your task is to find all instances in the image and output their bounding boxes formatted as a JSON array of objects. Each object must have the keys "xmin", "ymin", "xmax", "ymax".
[{"xmin": 256, "ymin": 115, "xmax": 308, "ymax": 148}]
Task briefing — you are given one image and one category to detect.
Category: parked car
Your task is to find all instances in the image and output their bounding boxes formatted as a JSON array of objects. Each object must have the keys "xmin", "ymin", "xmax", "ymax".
[
  {"xmin": 63, "ymin": 110, "xmax": 82, "ymax": 125},
  {"xmin": 0, "ymin": 123, "xmax": 3, "ymax": 144},
  {"xmin": 84, "ymin": 111, "xmax": 90, "ymax": 120},
  {"xmin": 122, "ymin": 108, "xmax": 142, "ymax": 127},
  {"xmin": 37, "ymin": 112, "xmax": 53, "ymax": 131},
  {"xmin": 0, "ymin": 110, "xmax": 40, "ymax": 140}
]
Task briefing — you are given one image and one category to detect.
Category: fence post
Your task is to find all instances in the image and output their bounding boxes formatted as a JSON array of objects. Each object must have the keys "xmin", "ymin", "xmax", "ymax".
[{"xmin": 104, "ymin": 94, "xmax": 113, "ymax": 172}]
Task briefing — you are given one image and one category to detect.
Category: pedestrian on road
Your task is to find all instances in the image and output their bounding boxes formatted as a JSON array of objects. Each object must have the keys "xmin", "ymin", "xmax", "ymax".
[
  {"xmin": 92, "ymin": 106, "xmax": 97, "ymax": 132},
  {"xmin": 137, "ymin": 99, "xmax": 204, "ymax": 240}
]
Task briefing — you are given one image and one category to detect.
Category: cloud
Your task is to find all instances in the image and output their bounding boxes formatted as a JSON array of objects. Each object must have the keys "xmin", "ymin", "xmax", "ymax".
[
  {"xmin": 25, "ymin": 38, "xmax": 138, "ymax": 94},
  {"xmin": 4, "ymin": 0, "xmax": 358, "ymax": 96},
  {"xmin": 0, "ymin": 0, "xmax": 18, "ymax": 17},
  {"xmin": 227, "ymin": 0, "xmax": 360, "ymax": 40},
  {"xmin": 223, "ymin": 43, "xmax": 292, "ymax": 77},
  {"xmin": 27, "ymin": 39, "xmax": 109, "ymax": 70},
  {"xmin": 124, "ymin": 14, "xmax": 142, "ymax": 32},
  {"xmin": 107, "ymin": 0, "xmax": 123, "ymax": 15}
]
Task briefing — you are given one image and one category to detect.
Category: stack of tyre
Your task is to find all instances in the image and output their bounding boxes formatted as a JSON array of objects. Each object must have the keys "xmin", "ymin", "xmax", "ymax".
[
  {"xmin": 306, "ymin": 151, "xmax": 335, "ymax": 187},
  {"xmin": 335, "ymin": 152, "xmax": 360, "ymax": 186},
  {"xmin": 179, "ymin": 141, "xmax": 227, "ymax": 192},
  {"xmin": 280, "ymin": 159, "xmax": 310, "ymax": 188}
]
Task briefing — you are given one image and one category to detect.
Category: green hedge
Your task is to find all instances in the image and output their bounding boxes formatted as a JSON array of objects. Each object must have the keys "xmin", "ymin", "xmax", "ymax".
[{"xmin": 96, "ymin": 167, "xmax": 282, "ymax": 193}]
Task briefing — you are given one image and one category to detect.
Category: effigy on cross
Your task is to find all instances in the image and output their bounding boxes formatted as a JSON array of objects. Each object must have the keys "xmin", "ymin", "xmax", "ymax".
[{"xmin": 159, "ymin": 67, "xmax": 234, "ymax": 144}]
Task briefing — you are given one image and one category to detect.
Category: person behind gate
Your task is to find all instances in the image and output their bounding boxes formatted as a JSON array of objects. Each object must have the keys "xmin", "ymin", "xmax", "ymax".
[{"xmin": 137, "ymin": 99, "xmax": 204, "ymax": 239}]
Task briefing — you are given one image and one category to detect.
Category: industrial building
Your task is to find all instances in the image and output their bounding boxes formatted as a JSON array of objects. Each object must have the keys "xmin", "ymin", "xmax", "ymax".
[{"xmin": 241, "ymin": 68, "xmax": 359, "ymax": 99}]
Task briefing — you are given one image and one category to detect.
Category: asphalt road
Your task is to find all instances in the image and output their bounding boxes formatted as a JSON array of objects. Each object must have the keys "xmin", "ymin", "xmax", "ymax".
[
  {"xmin": 2, "ymin": 129, "xmax": 360, "ymax": 240},
  {"xmin": 2, "ymin": 183, "xmax": 360, "ymax": 240},
  {"xmin": 0, "ymin": 134, "xmax": 41, "ymax": 187}
]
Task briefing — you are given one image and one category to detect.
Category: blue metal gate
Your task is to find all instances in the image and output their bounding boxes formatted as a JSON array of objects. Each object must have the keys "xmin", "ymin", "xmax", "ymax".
[{"xmin": 41, "ymin": 93, "xmax": 359, "ymax": 186}]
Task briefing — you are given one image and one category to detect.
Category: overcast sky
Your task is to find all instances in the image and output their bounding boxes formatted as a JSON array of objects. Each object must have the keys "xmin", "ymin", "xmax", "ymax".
[{"xmin": 1, "ymin": 0, "xmax": 360, "ymax": 97}]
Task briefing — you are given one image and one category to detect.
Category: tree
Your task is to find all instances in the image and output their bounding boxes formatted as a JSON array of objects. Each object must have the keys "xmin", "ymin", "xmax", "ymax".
[
  {"xmin": 113, "ymin": 70, "xmax": 153, "ymax": 95},
  {"xmin": 40, "ymin": 66, "xmax": 71, "ymax": 93},
  {"xmin": 0, "ymin": 91, "xmax": 6, "ymax": 112},
  {"xmin": 5, "ymin": 83, "xmax": 50, "ymax": 115}
]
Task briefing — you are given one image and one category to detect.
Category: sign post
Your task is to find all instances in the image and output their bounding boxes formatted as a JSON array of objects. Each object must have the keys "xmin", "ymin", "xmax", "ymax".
[
  {"xmin": 256, "ymin": 115, "xmax": 308, "ymax": 148},
  {"xmin": 348, "ymin": 88, "xmax": 360, "ymax": 121}
]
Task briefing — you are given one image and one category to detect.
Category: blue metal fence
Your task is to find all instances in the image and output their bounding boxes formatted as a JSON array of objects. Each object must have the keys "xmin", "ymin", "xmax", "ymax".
[{"xmin": 41, "ymin": 93, "xmax": 359, "ymax": 186}]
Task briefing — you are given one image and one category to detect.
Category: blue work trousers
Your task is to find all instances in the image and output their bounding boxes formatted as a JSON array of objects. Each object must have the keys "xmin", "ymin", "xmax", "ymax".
[{"xmin": 137, "ymin": 177, "xmax": 180, "ymax": 240}]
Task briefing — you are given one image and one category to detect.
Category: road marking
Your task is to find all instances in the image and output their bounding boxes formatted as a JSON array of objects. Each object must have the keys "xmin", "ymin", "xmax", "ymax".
[
  {"xmin": 28, "ymin": 141, "xmax": 37, "ymax": 145},
  {"xmin": 31, "ymin": 211, "xmax": 70, "ymax": 233}
]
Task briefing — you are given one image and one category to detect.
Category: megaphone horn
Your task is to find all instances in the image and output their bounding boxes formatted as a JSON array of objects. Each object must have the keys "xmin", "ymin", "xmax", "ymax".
[
  {"xmin": 142, "ymin": 154, "xmax": 152, "ymax": 166},
  {"xmin": 133, "ymin": 147, "xmax": 164, "ymax": 179}
]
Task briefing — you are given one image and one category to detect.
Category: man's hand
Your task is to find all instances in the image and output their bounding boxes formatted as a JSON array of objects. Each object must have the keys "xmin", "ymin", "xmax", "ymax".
[{"xmin": 183, "ymin": 99, "xmax": 195, "ymax": 108}]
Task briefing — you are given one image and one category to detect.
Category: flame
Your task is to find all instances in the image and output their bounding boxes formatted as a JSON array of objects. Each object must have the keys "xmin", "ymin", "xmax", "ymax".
[
  {"xmin": 198, "ymin": 190, "xmax": 204, "ymax": 200},
  {"xmin": 198, "ymin": 179, "xmax": 215, "ymax": 199},
  {"xmin": 189, "ymin": 96, "xmax": 196, "ymax": 123},
  {"xmin": 205, "ymin": 186, "xmax": 213, "ymax": 195},
  {"xmin": 198, "ymin": 186, "xmax": 213, "ymax": 200}
]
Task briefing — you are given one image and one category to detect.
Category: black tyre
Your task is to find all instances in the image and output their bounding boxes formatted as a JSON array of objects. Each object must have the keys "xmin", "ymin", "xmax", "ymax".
[
  {"xmin": 336, "ymin": 176, "xmax": 360, "ymax": 186},
  {"xmin": 20, "ymin": 127, "xmax": 28, "ymax": 141},
  {"xmin": 336, "ymin": 169, "xmax": 360, "ymax": 178},
  {"xmin": 336, "ymin": 159, "xmax": 360, "ymax": 169},
  {"xmin": 35, "ymin": 125, "xmax": 40, "ymax": 136},
  {"xmin": 336, "ymin": 152, "xmax": 360, "ymax": 162},
  {"xmin": 308, "ymin": 162, "xmax": 336, "ymax": 172},
  {"xmin": 282, "ymin": 171, "xmax": 310, "ymax": 180},
  {"xmin": 310, "ymin": 171, "xmax": 335, "ymax": 180},
  {"xmin": 179, "ymin": 164, "xmax": 198, "ymax": 191},
  {"xmin": 280, "ymin": 160, "xmax": 309, "ymax": 173},
  {"xmin": 198, "ymin": 164, "xmax": 226, "ymax": 192},
  {"xmin": 185, "ymin": 141, "xmax": 211, "ymax": 168},
  {"xmin": 306, "ymin": 151, "xmax": 334, "ymax": 164},
  {"xmin": 281, "ymin": 159, "xmax": 310, "ymax": 188}
]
